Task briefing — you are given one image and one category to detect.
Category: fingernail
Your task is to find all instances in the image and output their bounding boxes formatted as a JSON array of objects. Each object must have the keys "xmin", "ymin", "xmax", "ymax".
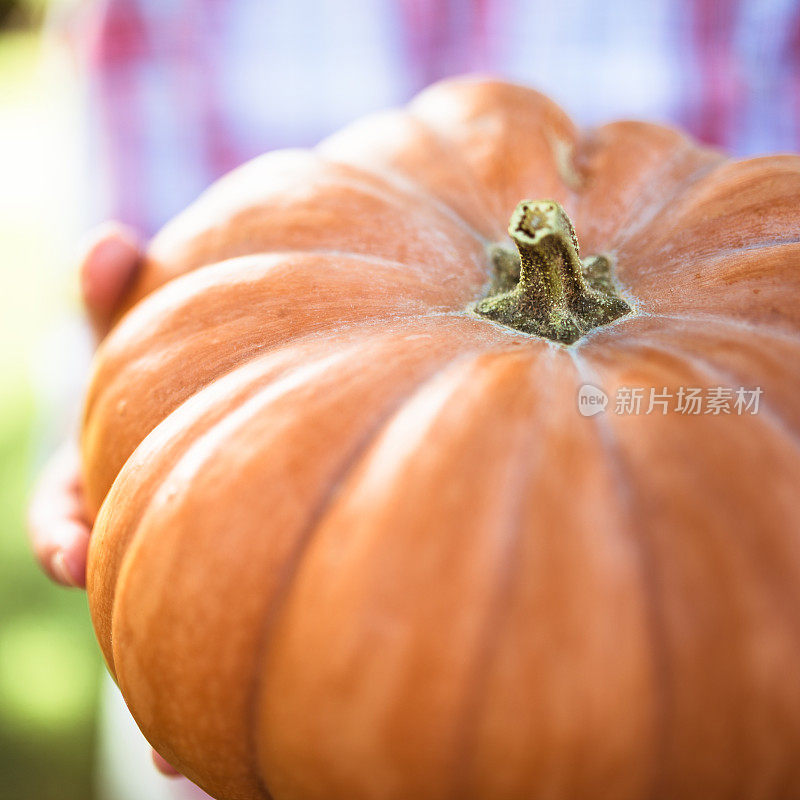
[{"xmin": 51, "ymin": 551, "xmax": 79, "ymax": 587}]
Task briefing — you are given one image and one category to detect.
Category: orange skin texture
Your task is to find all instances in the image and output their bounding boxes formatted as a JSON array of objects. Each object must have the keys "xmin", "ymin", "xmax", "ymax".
[{"xmin": 82, "ymin": 78, "xmax": 800, "ymax": 800}]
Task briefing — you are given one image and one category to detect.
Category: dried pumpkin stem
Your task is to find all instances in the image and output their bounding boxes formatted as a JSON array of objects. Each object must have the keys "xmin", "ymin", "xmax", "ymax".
[{"xmin": 474, "ymin": 200, "xmax": 631, "ymax": 344}]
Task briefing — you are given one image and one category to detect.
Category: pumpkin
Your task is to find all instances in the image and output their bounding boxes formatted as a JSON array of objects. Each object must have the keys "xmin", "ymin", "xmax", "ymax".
[{"xmin": 82, "ymin": 77, "xmax": 800, "ymax": 800}]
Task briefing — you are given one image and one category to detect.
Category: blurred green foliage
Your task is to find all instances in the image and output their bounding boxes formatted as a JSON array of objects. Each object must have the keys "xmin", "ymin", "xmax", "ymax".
[{"xmin": 0, "ymin": 30, "xmax": 101, "ymax": 800}]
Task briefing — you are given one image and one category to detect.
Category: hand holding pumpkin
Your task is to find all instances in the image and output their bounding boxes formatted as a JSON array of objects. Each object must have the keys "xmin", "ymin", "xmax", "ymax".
[
  {"xmin": 28, "ymin": 439, "xmax": 89, "ymax": 587},
  {"xmin": 33, "ymin": 78, "xmax": 800, "ymax": 800},
  {"xmin": 27, "ymin": 223, "xmax": 188, "ymax": 779},
  {"xmin": 28, "ymin": 223, "xmax": 142, "ymax": 588}
]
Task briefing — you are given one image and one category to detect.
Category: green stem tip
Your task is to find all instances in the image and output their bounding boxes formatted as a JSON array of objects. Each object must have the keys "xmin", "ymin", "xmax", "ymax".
[{"xmin": 473, "ymin": 200, "xmax": 631, "ymax": 344}]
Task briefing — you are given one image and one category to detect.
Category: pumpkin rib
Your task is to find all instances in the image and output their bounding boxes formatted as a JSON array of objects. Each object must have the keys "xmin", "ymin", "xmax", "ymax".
[
  {"xmin": 627, "ymin": 232, "xmax": 800, "ymax": 286},
  {"xmin": 310, "ymin": 154, "xmax": 488, "ymax": 249},
  {"xmin": 253, "ymin": 349, "xmax": 554, "ymax": 800},
  {"xmin": 169, "ymin": 149, "xmax": 484, "ymax": 249},
  {"xmin": 108, "ymin": 350, "xmax": 357, "ymax": 799},
  {"xmin": 606, "ymin": 340, "xmax": 800, "ymax": 513},
  {"xmin": 455, "ymin": 351, "xmax": 662, "ymax": 799},
  {"xmin": 648, "ymin": 237, "xmax": 800, "ymax": 268},
  {"xmin": 86, "ymin": 309, "xmax": 487, "ymax": 510},
  {"xmin": 317, "ymin": 150, "xmax": 491, "ymax": 246},
  {"xmin": 405, "ymin": 111, "xmax": 511, "ymax": 229},
  {"xmin": 608, "ymin": 156, "xmax": 724, "ymax": 252},
  {"xmin": 624, "ymin": 336, "xmax": 800, "ymax": 449},
  {"xmin": 621, "ymin": 243, "xmax": 800, "ymax": 334},
  {"xmin": 89, "ymin": 342, "xmax": 351, "ymax": 674},
  {"xmin": 408, "ymin": 77, "xmax": 579, "ymax": 225},
  {"xmin": 83, "ymin": 245, "xmax": 489, "ymax": 506},
  {"xmin": 318, "ymin": 108, "xmax": 503, "ymax": 239},
  {"xmin": 636, "ymin": 312, "xmax": 800, "ymax": 346},
  {"xmin": 618, "ymin": 158, "xmax": 800, "ymax": 268},
  {"xmin": 624, "ymin": 240, "xmax": 800, "ymax": 307},
  {"xmin": 249, "ymin": 349, "xmax": 550, "ymax": 800},
  {"xmin": 406, "ymin": 110, "xmax": 510, "ymax": 233},
  {"xmin": 582, "ymin": 315, "xmax": 800, "ymax": 435},
  {"xmin": 257, "ymin": 346, "xmax": 661, "ymax": 800},
  {"xmin": 245, "ymin": 153, "xmax": 483, "ymax": 251},
  {"xmin": 569, "ymin": 120, "xmax": 723, "ymax": 254},
  {"xmin": 247, "ymin": 360, "xmax": 454, "ymax": 799},
  {"xmin": 105, "ymin": 348, "xmax": 352, "ymax": 664},
  {"xmin": 95, "ymin": 247, "xmax": 478, "ymax": 375},
  {"xmin": 88, "ymin": 302, "xmax": 479, "ymax": 426},
  {"xmin": 446, "ymin": 350, "xmax": 560, "ymax": 799},
  {"xmin": 107, "ymin": 320, "xmax": 520, "ymax": 799},
  {"xmin": 128, "ymin": 150, "xmax": 488, "ymax": 303},
  {"xmin": 578, "ymin": 342, "xmax": 800, "ymax": 797},
  {"xmin": 567, "ymin": 349, "xmax": 671, "ymax": 799},
  {"xmin": 661, "ymin": 156, "xmax": 800, "ymax": 221},
  {"xmin": 576, "ymin": 311, "xmax": 800, "ymax": 378},
  {"xmin": 606, "ymin": 333, "xmax": 800, "ymax": 442}
]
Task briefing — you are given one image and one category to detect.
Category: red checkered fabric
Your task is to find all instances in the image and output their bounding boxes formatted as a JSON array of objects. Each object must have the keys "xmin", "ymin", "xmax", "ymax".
[{"xmin": 73, "ymin": 0, "xmax": 800, "ymax": 237}]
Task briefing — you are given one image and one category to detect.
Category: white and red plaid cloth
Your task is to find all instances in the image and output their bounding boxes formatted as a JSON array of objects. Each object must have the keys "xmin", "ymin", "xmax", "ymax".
[
  {"xmin": 75, "ymin": 0, "xmax": 800, "ymax": 237},
  {"xmin": 64, "ymin": 1, "xmax": 800, "ymax": 798}
]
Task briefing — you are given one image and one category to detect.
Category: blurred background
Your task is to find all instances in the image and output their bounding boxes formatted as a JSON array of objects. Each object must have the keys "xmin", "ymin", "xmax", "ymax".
[
  {"xmin": 0, "ymin": 3, "xmax": 96, "ymax": 800},
  {"xmin": 0, "ymin": 0, "xmax": 798, "ymax": 798}
]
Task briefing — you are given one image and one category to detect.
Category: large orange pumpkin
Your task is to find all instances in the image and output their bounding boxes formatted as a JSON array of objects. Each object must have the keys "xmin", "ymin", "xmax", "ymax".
[{"xmin": 82, "ymin": 77, "xmax": 800, "ymax": 800}]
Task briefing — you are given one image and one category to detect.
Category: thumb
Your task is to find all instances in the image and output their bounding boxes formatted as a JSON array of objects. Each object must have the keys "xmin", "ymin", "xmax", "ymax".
[{"xmin": 79, "ymin": 222, "xmax": 142, "ymax": 341}]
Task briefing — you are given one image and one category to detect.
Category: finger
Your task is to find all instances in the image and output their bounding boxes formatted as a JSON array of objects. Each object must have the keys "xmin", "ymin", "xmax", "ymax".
[
  {"xmin": 152, "ymin": 749, "xmax": 182, "ymax": 777},
  {"xmin": 27, "ymin": 442, "xmax": 90, "ymax": 588},
  {"xmin": 79, "ymin": 222, "xmax": 142, "ymax": 340}
]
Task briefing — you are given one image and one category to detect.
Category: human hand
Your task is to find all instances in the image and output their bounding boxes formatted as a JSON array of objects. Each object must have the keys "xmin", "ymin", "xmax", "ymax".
[
  {"xmin": 28, "ymin": 223, "xmax": 141, "ymax": 587},
  {"xmin": 27, "ymin": 224, "xmax": 186, "ymax": 778}
]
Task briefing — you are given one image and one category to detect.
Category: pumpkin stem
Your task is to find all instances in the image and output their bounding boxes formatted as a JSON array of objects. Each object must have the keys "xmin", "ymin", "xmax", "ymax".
[{"xmin": 473, "ymin": 200, "xmax": 631, "ymax": 344}]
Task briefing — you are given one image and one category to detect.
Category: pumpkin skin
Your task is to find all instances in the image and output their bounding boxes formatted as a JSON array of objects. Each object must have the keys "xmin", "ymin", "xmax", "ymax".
[{"xmin": 82, "ymin": 76, "xmax": 800, "ymax": 800}]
